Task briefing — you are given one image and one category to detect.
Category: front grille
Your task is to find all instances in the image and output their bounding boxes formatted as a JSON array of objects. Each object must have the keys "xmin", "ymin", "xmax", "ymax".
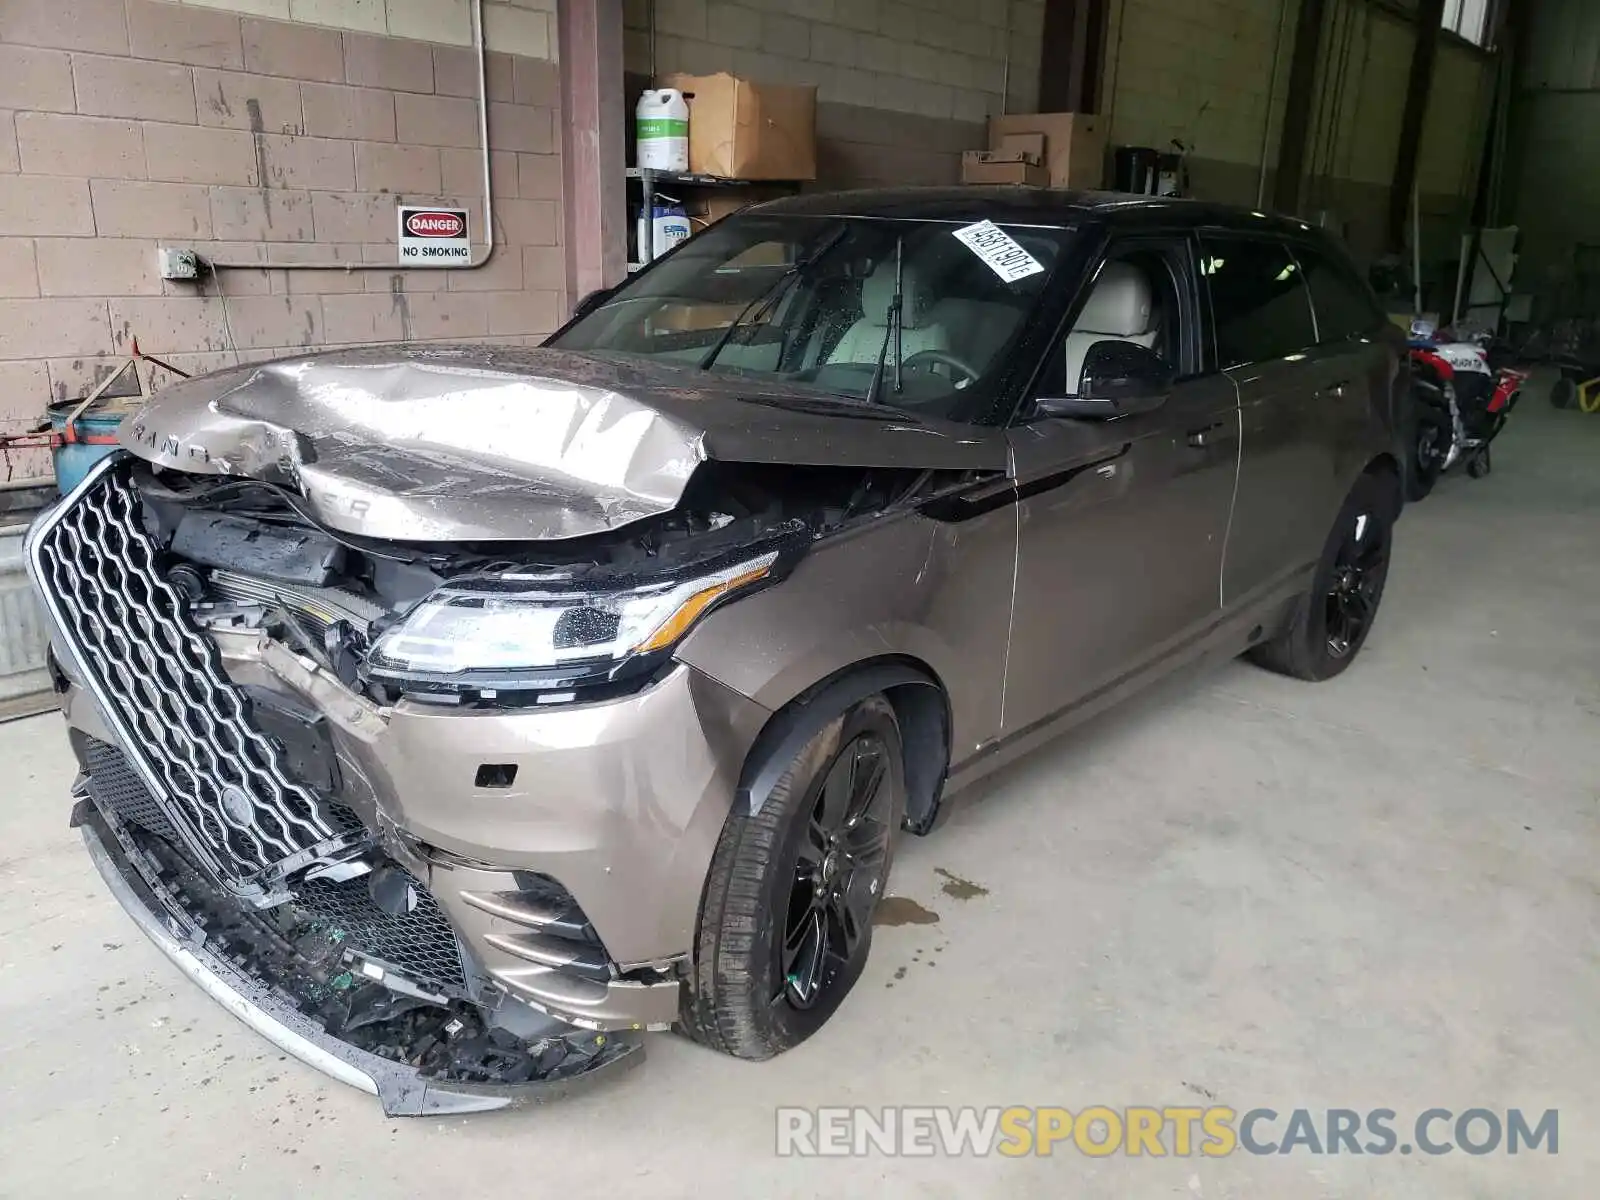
[
  {"xmin": 84, "ymin": 737, "xmax": 469, "ymax": 994},
  {"xmin": 33, "ymin": 461, "xmax": 344, "ymax": 887}
]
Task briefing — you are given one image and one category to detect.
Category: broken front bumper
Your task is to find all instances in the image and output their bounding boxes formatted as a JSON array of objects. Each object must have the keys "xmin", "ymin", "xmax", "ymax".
[
  {"xmin": 78, "ymin": 804, "xmax": 643, "ymax": 1115},
  {"xmin": 56, "ymin": 642, "xmax": 770, "ymax": 1035},
  {"xmin": 29, "ymin": 455, "xmax": 774, "ymax": 1098}
]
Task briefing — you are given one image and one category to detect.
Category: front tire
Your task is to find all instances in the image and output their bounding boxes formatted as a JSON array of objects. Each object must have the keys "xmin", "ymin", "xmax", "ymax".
[
  {"xmin": 1406, "ymin": 396, "xmax": 1449, "ymax": 501},
  {"xmin": 680, "ymin": 694, "xmax": 905, "ymax": 1060},
  {"xmin": 1250, "ymin": 473, "xmax": 1395, "ymax": 681}
]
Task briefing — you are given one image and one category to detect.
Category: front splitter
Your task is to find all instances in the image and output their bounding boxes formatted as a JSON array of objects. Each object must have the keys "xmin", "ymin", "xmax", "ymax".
[{"xmin": 80, "ymin": 819, "xmax": 645, "ymax": 1116}]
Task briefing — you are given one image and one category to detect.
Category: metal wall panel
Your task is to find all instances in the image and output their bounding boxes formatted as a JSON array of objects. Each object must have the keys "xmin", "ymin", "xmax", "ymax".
[
  {"xmin": 0, "ymin": 529, "xmax": 51, "ymax": 715},
  {"xmin": 1522, "ymin": 0, "xmax": 1600, "ymax": 91}
]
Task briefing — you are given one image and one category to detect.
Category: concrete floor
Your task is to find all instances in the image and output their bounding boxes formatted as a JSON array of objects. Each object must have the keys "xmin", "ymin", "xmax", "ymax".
[{"xmin": 2, "ymin": 396, "xmax": 1596, "ymax": 1198}]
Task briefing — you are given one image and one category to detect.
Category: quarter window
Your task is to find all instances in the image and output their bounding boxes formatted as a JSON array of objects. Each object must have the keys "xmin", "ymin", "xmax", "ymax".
[
  {"xmin": 1296, "ymin": 244, "xmax": 1385, "ymax": 343},
  {"xmin": 1200, "ymin": 236, "xmax": 1316, "ymax": 369}
]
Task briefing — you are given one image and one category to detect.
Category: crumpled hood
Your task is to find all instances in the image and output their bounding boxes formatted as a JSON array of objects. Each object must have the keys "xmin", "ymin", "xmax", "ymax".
[{"xmin": 120, "ymin": 344, "xmax": 1006, "ymax": 542}]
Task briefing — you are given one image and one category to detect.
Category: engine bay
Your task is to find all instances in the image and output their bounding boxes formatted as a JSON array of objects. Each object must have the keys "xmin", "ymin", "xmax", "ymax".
[{"xmin": 128, "ymin": 458, "xmax": 965, "ymax": 709}]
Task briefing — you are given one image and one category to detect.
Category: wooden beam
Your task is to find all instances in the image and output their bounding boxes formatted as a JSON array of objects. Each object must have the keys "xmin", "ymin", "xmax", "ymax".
[
  {"xmin": 1386, "ymin": 0, "xmax": 1447, "ymax": 251},
  {"xmin": 559, "ymin": 0, "xmax": 628, "ymax": 305},
  {"xmin": 1272, "ymin": 0, "xmax": 1327, "ymax": 213}
]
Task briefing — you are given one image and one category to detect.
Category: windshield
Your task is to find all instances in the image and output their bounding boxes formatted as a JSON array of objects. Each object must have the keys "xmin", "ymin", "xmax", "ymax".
[{"xmin": 549, "ymin": 214, "xmax": 1076, "ymax": 422}]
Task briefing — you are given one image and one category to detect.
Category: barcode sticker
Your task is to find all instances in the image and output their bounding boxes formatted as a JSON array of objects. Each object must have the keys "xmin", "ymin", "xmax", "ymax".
[{"xmin": 952, "ymin": 220, "xmax": 1045, "ymax": 283}]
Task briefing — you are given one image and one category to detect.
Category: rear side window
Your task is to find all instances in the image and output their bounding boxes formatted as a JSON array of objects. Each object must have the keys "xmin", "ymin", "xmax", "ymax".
[
  {"xmin": 1200, "ymin": 235, "xmax": 1316, "ymax": 368},
  {"xmin": 1295, "ymin": 243, "xmax": 1385, "ymax": 342}
]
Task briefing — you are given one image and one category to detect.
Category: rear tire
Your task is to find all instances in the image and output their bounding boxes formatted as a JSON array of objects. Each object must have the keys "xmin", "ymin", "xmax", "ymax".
[
  {"xmin": 679, "ymin": 694, "xmax": 905, "ymax": 1060},
  {"xmin": 1250, "ymin": 473, "xmax": 1395, "ymax": 682}
]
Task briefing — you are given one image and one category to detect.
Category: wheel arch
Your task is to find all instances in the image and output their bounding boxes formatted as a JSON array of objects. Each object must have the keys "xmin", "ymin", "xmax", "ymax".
[
  {"xmin": 1362, "ymin": 451, "xmax": 1404, "ymax": 517},
  {"xmin": 736, "ymin": 655, "xmax": 952, "ymax": 837}
]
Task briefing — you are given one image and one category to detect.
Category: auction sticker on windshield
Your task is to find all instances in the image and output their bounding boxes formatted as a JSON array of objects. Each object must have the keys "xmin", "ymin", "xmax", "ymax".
[
  {"xmin": 397, "ymin": 204, "xmax": 471, "ymax": 266},
  {"xmin": 953, "ymin": 220, "xmax": 1045, "ymax": 283}
]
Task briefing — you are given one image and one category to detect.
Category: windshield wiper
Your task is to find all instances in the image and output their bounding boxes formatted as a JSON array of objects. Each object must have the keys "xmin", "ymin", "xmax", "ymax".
[
  {"xmin": 698, "ymin": 225, "xmax": 848, "ymax": 372},
  {"xmin": 865, "ymin": 235, "xmax": 905, "ymax": 406}
]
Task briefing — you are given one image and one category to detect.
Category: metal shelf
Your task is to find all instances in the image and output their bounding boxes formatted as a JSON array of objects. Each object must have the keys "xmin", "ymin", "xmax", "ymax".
[
  {"xmin": 625, "ymin": 168, "xmax": 761, "ymax": 188},
  {"xmin": 627, "ymin": 167, "xmax": 800, "ymax": 266}
]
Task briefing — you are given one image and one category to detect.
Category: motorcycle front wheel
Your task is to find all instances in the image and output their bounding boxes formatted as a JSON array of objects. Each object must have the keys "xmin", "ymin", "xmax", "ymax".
[{"xmin": 1407, "ymin": 407, "xmax": 1451, "ymax": 501}]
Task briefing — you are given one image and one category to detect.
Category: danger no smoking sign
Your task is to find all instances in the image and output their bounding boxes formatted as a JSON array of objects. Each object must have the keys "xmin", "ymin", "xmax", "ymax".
[{"xmin": 397, "ymin": 204, "xmax": 471, "ymax": 266}]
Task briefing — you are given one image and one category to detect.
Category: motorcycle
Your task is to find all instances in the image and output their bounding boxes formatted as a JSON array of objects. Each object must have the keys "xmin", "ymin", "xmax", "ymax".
[{"xmin": 1405, "ymin": 321, "xmax": 1528, "ymax": 499}]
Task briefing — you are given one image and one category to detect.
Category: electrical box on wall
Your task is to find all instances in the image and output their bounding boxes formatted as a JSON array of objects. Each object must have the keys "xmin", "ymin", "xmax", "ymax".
[{"xmin": 157, "ymin": 247, "xmax": 199, "ymax": 281}]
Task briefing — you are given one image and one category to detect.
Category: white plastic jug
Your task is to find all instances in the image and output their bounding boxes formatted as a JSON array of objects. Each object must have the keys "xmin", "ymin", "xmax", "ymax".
[
  {"xmin": 636, "ymin": 88, "xmax": 690, "ymax": 173},
  {"xmin": 638, "ymin": 200, "xmax": 692, "ymax": 260}
]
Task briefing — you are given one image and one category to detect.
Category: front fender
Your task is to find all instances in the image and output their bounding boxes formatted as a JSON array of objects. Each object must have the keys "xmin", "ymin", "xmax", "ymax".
[{"xmin": 673, "ymin": 506, "xmax": 1016, "ymax": 771}]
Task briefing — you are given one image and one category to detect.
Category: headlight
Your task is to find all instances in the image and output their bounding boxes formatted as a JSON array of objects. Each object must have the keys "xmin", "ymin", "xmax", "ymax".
[{"xmin": 367, "ymin": 551, "xmax": 779, "ymax": 682}]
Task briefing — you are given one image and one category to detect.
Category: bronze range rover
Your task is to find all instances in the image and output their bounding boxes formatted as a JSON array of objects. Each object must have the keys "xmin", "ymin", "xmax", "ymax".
[{"xmin": 28, "ymin": 189, "xmax": 1407, "ymax": 1112}]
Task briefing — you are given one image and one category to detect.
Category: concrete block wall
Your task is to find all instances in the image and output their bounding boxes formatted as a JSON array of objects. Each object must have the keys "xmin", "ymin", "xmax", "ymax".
[
  {"xmin": 1102, "ymin": 0, "xmax": 1494, "ymax": 260},
  {"xmin": 0, "ymin": 0, "xmax": 562, "ymax": 482},
  {"xmin": 622, "ymin": 0, "xmax": 1044, "ymax": 187},
  {"xmin": 1104, "ymin": 0, "xmax": 1294, "ymax": 175}
]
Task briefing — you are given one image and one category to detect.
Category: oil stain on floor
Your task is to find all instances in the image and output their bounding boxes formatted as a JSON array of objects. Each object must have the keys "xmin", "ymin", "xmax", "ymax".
[
  {"xmin": 873, "ymin": 896, "xmax": 940, "ymax": 926},
  {"xmin": 933, "ymin": 867, "xmax": 989, "ymax": 900}
]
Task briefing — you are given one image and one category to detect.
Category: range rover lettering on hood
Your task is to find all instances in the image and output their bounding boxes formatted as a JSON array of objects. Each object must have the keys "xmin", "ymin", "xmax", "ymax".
[{"xmin": 120, "ymin": 345, "xmax": 1008, "ymax": 542}]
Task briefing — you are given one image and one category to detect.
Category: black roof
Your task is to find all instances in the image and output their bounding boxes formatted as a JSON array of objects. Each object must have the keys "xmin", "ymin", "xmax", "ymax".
[{"xmin": 750, "ymin": 186, "xmax": 1319, "ymax": 237}]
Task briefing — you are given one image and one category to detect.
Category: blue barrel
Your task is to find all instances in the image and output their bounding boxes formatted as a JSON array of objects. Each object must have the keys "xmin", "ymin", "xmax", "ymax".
[{"xmin": 49, "ymin": 404, "xmax": 131, "ymax": 494}]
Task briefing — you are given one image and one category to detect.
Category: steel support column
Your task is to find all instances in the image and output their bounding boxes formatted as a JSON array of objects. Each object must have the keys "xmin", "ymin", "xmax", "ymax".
[
  {"xmin": 559, "ymin": 0, "xmax": 628, "ymax": 306},
  {"xmin": 1039, "ymin": 0, "xmax": 1110, "ymax": 114},
  {"xmin": 1272, "ymin": 0, "xmax": 1328, "ymax": 214},
  {"xmin": 1386, "ymin": 0, "xmax": 1447, "ymax": 251}
]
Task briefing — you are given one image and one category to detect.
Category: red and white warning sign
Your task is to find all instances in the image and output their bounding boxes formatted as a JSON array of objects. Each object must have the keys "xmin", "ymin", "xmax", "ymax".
[{"xmin": 397, "ymin": 204, "xmax": 471, "ymax": 266}]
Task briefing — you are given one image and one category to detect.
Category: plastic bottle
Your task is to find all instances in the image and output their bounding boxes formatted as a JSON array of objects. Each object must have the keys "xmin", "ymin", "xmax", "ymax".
[
  {"xmin": 637, "ymin": 198, "xmax": 692, "ymax": 261},
  {"xmin": 636, "ymin": 89, "xmax": 690, "ymax": 173}
]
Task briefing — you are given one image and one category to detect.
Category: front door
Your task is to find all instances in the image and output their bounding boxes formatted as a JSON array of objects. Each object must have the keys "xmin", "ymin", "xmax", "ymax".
[{"xmin": 1000, "ymin": 237, "xmax": 1240, "ymax": 738}]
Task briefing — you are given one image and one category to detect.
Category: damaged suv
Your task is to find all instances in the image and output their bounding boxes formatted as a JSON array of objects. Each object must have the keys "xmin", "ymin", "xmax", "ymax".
[{"xmin": 29, "ymin": 189, "xmax": 1405, "ymax": 1112}]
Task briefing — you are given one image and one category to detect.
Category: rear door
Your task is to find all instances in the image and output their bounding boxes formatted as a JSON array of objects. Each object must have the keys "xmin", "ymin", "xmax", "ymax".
[
  {"xmin": 1291, "ymin": 237, "xmax": 1402, "ymax": 478},
  {"xmin": 1199, "ymin": 232, "xmax": 1339, "ymax": 609}
]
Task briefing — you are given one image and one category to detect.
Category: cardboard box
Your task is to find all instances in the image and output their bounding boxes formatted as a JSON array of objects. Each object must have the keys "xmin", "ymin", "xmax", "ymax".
[
  {"xmin": 995, "ymin": 131, "xmax": 1046, "ymax": 160},
  {"xmin": 651, "ymin": 301, "xmax": 747, "ymax": 333},
  {"xmin": 987, "ymin": 112, "xmax": 1106, "ymax": 189},
  {"xmin": 684, "ymin": 186, "xmax": 791, "ymax": 228},
  {"xmin": 659, "ymin": 72, "xmax": 817, "ymax": 180},
  {"xmin": 961, "ymin": 149, "xmax": 1049, "ymax": 187}
]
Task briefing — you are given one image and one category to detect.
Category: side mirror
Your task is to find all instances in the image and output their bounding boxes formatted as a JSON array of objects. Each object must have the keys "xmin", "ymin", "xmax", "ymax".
[
  {"xmin": 1035, "ymin": 340, "xmax": 1175, "ymax": 419},
  {"xmin": 572, "ymin": 285, "xmax": 617, "ymax": 320}
]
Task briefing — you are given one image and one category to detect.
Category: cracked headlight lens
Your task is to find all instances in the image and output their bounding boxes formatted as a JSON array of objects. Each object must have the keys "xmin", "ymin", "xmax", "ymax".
[{"xmin": 368, "ymin": 552, "xmax": 778, "ymax": 677}]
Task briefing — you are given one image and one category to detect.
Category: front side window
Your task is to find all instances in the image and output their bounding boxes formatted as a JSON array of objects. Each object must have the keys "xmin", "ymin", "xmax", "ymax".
[
  {"xmin": 1295, "ymin": 243, "xmax": 1386, "ymax": 344},
  {"xmin": 1200, "ymin": 235, "xmax": 1317, "ymax": 369},
  {"xmin": 1036, "ymin": 241, "xmax": 1189, "ymax": 397},
  {"xmin": 550, "ymin": 214, "xmax": 1077, "ymax": 423}
]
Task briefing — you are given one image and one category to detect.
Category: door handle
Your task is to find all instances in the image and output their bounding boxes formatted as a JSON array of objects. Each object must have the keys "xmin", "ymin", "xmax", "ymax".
[{"xmin": 1185, "ymin": 421, "xmax": 1227, "ymax": 448}]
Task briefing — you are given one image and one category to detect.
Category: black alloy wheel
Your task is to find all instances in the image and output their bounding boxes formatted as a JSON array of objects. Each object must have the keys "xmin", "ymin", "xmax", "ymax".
[
  {"xmin": 1250, "ymin": 472, "xmax": 1397, "ymax": 681},
  {"xmin": 681, "ymin": 694, "xmax": 906, "ymax": 1059},
  {"xmin": 1323, "ymin": 506, "xmax": 1390, "ymax": 660},
  {"xmin": 779, "ymin": 733, "xmax": 894, "ymax": 1009}
]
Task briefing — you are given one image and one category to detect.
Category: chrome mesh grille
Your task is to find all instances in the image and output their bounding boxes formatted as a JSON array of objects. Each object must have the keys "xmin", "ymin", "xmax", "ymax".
[{"xmin": 34, "ymin": 462, "xmax": 343, "ymax": 885}]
